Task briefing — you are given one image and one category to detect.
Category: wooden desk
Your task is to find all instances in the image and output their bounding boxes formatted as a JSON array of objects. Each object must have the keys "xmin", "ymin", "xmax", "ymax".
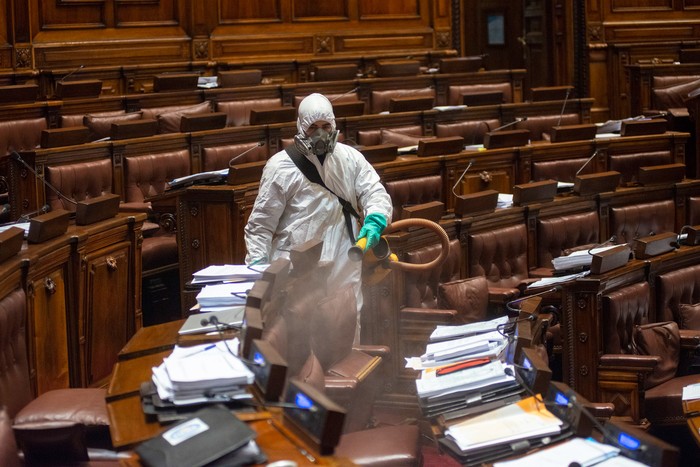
[
  {"xmin": 105, "ymin": 321, "xmax": 344, "ymax": 465},
  {"xmin": 684, "ymin": 395, "xmax": 700, "ymax": 448}
]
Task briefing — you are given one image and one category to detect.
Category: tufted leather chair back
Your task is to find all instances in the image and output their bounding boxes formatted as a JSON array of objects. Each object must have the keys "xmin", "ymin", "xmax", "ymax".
[
  {"xmin": 468, "ymin": 223, "xmax": 529, "ymax": 290},
  {"xmin": 515, "ymin": 114, "xmax": 580, "ymax": 141},
  {"xmin": 689, "ymin": 196, "xmax": 700, "ymax": 225},
  {"xmin": 602, "ymin": 282, "xmax": 650, "ymax": 354},
  {"xmin": 608, "ymin": 150, "xmax": 674, "ymax": 185},
  {"xmin": 436, "ymin": 119, "xmax": 501, "ymax": 145},
  {"xmin": 0, "ymin": 118, "xmax": 47, "ymax": 156},
  {"xmin": 0, "ymin": 288, "xmax": 32, "ymax": 419},
  {"xmin": 403, "ymin": 239, "xmax": 461, "ymax": 309},
  {"xmin": 370, "ymin": 87, "xmax": 435, "ymax": 114},
  {"xmin": 652, "ymin": 76, "xmax": 700, "ymax": 110},
  {"xmin": 384, "ymin": 175, "xmax": 442, "ymax": 222},
  {"xmin": 357, "ymin": 124, "xmax": 424, "ymax": 146},
  {"xmin": 448, "ymin": 83, "xmax": 512, "ymax": 105},
  {"xmin": 609, "ymin": 199, "xmax": 675, "ymax": 244},
  {"xmin": 537, "ymin": 211, "xmax": 600, "ymax": 269},
  {"xmin": 201, "ymin": 142, "xmax": 268, "ymax": 172},
  {"xmin": 532, "ymin": 156, "xmax": 594, "ymax": 182},
  {"xmin": 216, "ymin": 98, "xmax": 283, "ymax": 126},
  {"xmin": 45, "ymin": 159, "xmax": 113, "ymax": 211},
  {"xmin": 656, "ymin": 264, "xmax": 700, "ymax": 324},
  {"xmin": 123, "ymin": 149, "xmax": 190, "ymax": 202}
]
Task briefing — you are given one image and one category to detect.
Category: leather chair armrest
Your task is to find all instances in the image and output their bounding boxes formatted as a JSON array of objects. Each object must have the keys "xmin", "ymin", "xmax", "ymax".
[
  {"xmin": 400, "ymin": 307, "xmax": 457, "ymax": 322},
  {"xmin": 599, "ymin": 354, "xmax": 660, "ymax": 372},
  {"xmin": 353, "ymin": 344, "xmax": 390, "ymax": 359},
  {"xmin": 529, "ymin": 267, "xmax": 554, "ymax": 278},
  {"xmin": 488, "ymin": 287, "xmax": 520, "ymax": 304},
  {"xmin": 118, "ymin": 201, "xmax": 152, "ymax": 214},
  {"xmin": 679, "ymin": 329, "xmax": 700, "ymax": 350},
  {"xmin": 324, "ymin": 376, "xmax": 359, "ymax": 404}
]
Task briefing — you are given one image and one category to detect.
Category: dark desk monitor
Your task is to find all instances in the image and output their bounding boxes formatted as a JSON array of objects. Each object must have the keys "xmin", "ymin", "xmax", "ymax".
[
  {"xmin": 40, "ymin": 127, "xmax": 90, "ymax": 148},
  {"xmin": 359, "ymin": 144, "xmax": 398, "ymax": 163},
  {"xmin": 55, "ymin": 80, "xmax": 103, "ymax": 99},
  {"xmin": 517, "ymin": 347, "xmax": 552, "ymax": 397},
  {"xmin": 461, "ymin": 91, "xmax": 504, "ymax": 106},
  {"xmin": 389, "ymin": 96, "xmax": 434, "ymax": 113},
  {"xmin": 111, "ymin": 119, "xmax": 159, "ymax": 140},
  {"xmin": 249, "ymin": 107, "xmax": 296, "ymax": 125},
  {"xmin": 332, "ymin": 100, "xmax": 365, "ymax": 118},
  {"xmin": 417, "ymin": 136, "xmax": 464, "ymax": 157},
  {"xmin": 454, "ymin": 190, "xmax": 499, "ymax": 217},
  {"xmin": 227, "ymin": 160, "xmax": 266, "ymax": 185},
  {"xmin": 512, "ymin": 179, "xmax": 558, "ymax": 206},
  {"xmin": 153, "ymin": 73, "xmax": 199, "ymax": 92},
  {"xmin": 313, "ymin": 64, "xmax": 358, "ymax": 81},
  {"xmin": 180, "ymin": 112, "xmax": 227, "ymax": 132},
  {"xmin": 0, "ymin": 84, "xmax": 38, "ymax": 104},
  {"xmin": 218, "ymin": 69, "xmax": 262, "ymax": 88},
  {"xmin": 0, "ymin": 227, "xmax": 24, "ymax": 263},
  {"xmin": 439, "ymin": 56, "xmax": 483, "ymax": 73},
  {"xmin": 483, "ymin": 129, "xmax": 530, "ymax": 149},
  {"xmin": 549, "ymin": 123, "xmax": 597, "ymax": 143},
  {"xmin": 401, "ymin": 201, "xmax": 444, "ymax": 223},
  {"xmin": 573, "ymin": 171, "xmax": 620, "ymax": 197},
  {"xmin": 637, "ymin": 163, "xmax": 685, "ymax": 186},
  {"xmin": 375, "ymin": 60, "xmax": 421, "ymax": 77},
  {"xmin": 530, "ymin": 85, "xmax": 573, "ymax": 102}
]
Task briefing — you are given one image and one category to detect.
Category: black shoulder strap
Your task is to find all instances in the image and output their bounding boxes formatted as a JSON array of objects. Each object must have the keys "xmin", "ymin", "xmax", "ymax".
[{"xmin": 285, "ymin": 144, "xmax": 360, "ymax": 242}]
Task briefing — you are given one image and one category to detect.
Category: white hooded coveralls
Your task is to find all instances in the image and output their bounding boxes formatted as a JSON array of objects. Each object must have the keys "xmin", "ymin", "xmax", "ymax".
[{"xmin": 244, "ymin": 93, "xmax": 393, "ymax": 312}]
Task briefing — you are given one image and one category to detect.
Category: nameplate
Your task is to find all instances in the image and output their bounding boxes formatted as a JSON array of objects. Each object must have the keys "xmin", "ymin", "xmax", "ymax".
[
  {"xmin": 152, "ymin": 73, "xmax": 199, "ymax": 92},
  {"xmin": 573, "ymin": 171, "xmax": 621, "ymax": 196},
  {"xmin": 249, "ymin": 339, "xmax": 287, "ymax": 402},
  {"xmin": 283, "ymin": 378, "xmax": 346, "ymax": 456},
  {"xmin": 0, "ymin": 227, "xmax": 24, "ymax": 263},
  {"xmin": 360, "ymin": 144, "xmax": 398, "ymax": 163},
  {"xmin": 239, "ymin": 306, "xmax": 263, "ymax": 359},
  {"xmin": 0, "ymin": 84, "xmax": 38, "ymax": 104},
  {"xmin": 389, "ymin": 96, "xmax": 434, "ymax": 113},
  {"xmin": 683, "ymin": 225, "xmax": 700, "ymax": 245},
  {"xmin": 549, "ymin": 123, "xmax": 597, "ymax": 143},
  {"xmin": 75, "ymin": 193, "xmax": 121, "ymax": 225},
  {"xmin": 590, "ymin": 244, "xmax": 631, "ymax": 274},
  {"xmin": 227, "ymin": 160, "xmax": 265, "ymax": 185},
  {"xmin": 249, "ymin": 107, "xmax": 296, "ymax": 125},
  {"xmin": 313, "ymin": 64, "xmax": 358, "ymax": 81},
  {"xmin": 376, "ymin": 59, "xmax": 420, "ymax": 77},
  {"xmin": 620, "ymin": 118, "xmax": 667, "ymax": 137},
  {"xmin": 218, "ymin": 70, "xmax": 262, "ymax": 88},
  {"xmin": 483, "ymin": 129, "xmax": 530, "ymax": 149},
  {"xmin": 27, "ymin": 209, "xmax": 70, "ymax": 244},
  {"xmin": 55, "ymin": 79, "xmax": 102, "ymax": 99},
  {"xmin": 289, "ymin": 239, "xmax": 323, "ymax": 273},
  {"xmin": 632, "ymin": 232, "xmax": 678, "ymax": 259},
  {"xmin": 454, "ymin": 190, "xmax": 499, "ymax": 217},
  {"xmin": 401, "ymin": 201, "xmax": 444, "ymax": 223},
  {"xmin": 603, "ymin": 420, "xmax": 678, "ymax": 466},
  {"xmin": 417, "ymin": 136, "xmax": 464, "ymax": 157},
  {"xmin": 512, "ymin": 179, "xmax": 558, "ymax": 206},
  {"xmin": 461, "ymin": 91, "xmax": 503, "ymax": 106},
  {"xmin": 40, "ymin": 127, "xmax": 89, "ymax": 148},
  {"xmin": 180, "ymin": 112, "xmax": 227, "ymax": 132},
  {"xmin": 111, "ymin": 119, "xmax": 158, "ymax": 140},
  {"xmin": 530, "ymin": 85, "xmax": 573, "ymax": 102},
  {"xmin": 332, "ymin": 101, "xmax": 365, "ymax": 118},
  {"xmin": 637, "ymin": 163, "xmax": 685, "ymax": 186}
]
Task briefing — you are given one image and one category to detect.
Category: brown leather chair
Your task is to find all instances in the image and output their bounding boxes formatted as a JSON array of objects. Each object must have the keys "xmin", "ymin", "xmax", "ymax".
[
  {"xmin": 608, "ymin": 150, "xmax": 675, "ymax": 185},
  {"xmin": 384, "ymin": 175, "xmax": 443, "ymax": 223},
  {"xmin": 201, "ymin": 141, "xmax": 268, "ymax": 172},
  {"xmin": 0, "ymin": 287, "xmax": 112, "ymax": 463},
  {"xmin": 370, "ymin": 87, "xmax": 435, "ymax": 114},
  {"xmin": 656, "ymin": 263, "xmax": 700, "ymax": 326},
  {"xmin": 216, "ymin": 98, "xmax": 283, "ymax": 126},
  {"xmin": 448, "ymin": 82, "xmax": 513, "ymax": 106},
  {"xmin": 45, "ymin": 159, "xmax": 114, "ymax": 212},
  {"xmin": 436, "ymin": 119, "xmax": 500, "ymax": 145},
  {"xmin": 515, "ymin": 113, "xmax": 580, "ymax": 141},
  {"xmin": 609, "ymin": 199, "xmax": 675, "ymax": 244},
  {"xmin": 597, "ymin": 282, "xmax": 700, "ymax": 426}
]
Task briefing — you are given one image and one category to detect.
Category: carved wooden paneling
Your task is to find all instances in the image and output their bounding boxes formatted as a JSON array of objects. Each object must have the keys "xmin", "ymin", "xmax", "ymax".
[
  {"xmin": 220, "ymin": 1, "xmax": 282, "ymax": 22},
  {"xmin": 358, "ymin": 0, "xmax": 421, "ymax": 18},
  {"xmin": 610, "ymin": 0, "xmax": 672, "ymax": 10},
  {"xmin": 293, "ymin": 1, "xmax": 348, "ymax": 20}
]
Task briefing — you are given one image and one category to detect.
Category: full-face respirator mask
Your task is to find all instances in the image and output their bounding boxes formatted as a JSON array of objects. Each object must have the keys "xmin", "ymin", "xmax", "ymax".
[{"xmin": 295, "ymin": 127, "xmax": 339, "ymax": 157}]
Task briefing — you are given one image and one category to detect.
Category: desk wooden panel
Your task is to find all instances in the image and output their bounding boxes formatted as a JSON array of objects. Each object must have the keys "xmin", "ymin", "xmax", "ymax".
[
  {"xmin": 107, "ymin": 350, "xmax": 171, "ymax": 402},
  {"xmin": 118, "ymin": 319, "xmax": 183, "ymax": 361}
]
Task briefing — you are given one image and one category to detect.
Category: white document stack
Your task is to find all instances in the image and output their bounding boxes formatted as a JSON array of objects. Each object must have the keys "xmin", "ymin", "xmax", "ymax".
[
  {"xmin": 191, "ymin": 264, "xmax": 268, "ymax": 285},
  {"xmin": 551, "ymin": 244, "xmax": 620, "ymax": 272},
  {"xmin": 152, "ymin": 340, "xmax": 255, "ymax": 405},
  {"xmin": 195, "ymin": 282, "xmax": 254, "ymax": 308}
]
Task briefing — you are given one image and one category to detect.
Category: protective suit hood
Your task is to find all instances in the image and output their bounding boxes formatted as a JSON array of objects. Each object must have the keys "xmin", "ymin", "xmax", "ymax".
[{"xmin": 296, "ymin": 93, "xmax": 337, "ymax": 135}]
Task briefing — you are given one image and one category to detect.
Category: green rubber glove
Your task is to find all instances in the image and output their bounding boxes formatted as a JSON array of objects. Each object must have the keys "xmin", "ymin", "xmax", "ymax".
[{"xmin": 357, "ymin": 213, "xmax": 387, "ymax": 251}]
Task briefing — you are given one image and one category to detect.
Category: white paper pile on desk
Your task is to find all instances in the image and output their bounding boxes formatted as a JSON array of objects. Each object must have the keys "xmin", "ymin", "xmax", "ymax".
[
  {"xmin": 551, "ymin": 244, "xmax": 620, "ymax": 272},
  {"xmin": 196, "ymin": 282, "xmax": 253, "ymax": 308},
  {"xmin": 151, "ymin": 339, "xmax": 254, "ymax": 405},
  {"xmin": 191, "ymin": 263, "xmax": 268, "ymax": 284}
]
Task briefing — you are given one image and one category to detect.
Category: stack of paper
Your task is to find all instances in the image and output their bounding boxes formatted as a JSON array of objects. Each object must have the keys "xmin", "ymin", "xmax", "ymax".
[
  {"xmin": 497, "ymin": 193, "xmax": 513, "ymax": 209},
  {"xmin": 430, "ymin": 316, "xmax": 510, "ymax": 342},
  {"xmin": 416, "ymin": 360, "xmax": 512, "ymax": 399},
  {"xmin": 152, "ymin": 340, "xmax": 254, "ymax": 405},
  {"xmin": 551, "ymin": 244, "xmax": 620, "ymax": 272},
  {"xmin": 196, "ymin": 282, "xmax": 254, "ymax": 308},
  {"xmin": 420, "ymin": 330, "xmax": 508, "ymax": 366},
  {"xmin": 191, "ymin": 264, "xmax": 268, "ymax": 285}
]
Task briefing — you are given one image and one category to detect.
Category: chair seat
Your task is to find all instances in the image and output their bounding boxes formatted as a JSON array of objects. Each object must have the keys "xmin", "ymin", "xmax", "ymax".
[
  {"xmin": 645, "ymin": 374, "xmax": 699, "ymax": 426},
  {"xmin": 141, "ymin": 235, "xmax": 178, "ymax": 272},
  {"xmin": 334, "ymin": 424, "xmax": 420, "ymax": 466}
]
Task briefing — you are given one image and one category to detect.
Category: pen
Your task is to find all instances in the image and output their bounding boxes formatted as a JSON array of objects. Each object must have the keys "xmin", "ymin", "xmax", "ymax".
[
  {"xmin": 436, "ymin": 357, "xmax": 491, "ymax": 376},
  {"xmin": 185, "ymin": 344, "xmax": 217, "ymax": 357}
]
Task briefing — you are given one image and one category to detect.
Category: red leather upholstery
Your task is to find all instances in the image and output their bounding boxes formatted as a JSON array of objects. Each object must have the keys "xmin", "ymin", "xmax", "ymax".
[
  {"xmin": 201, "ymin": 142, "xmax": 268, "ymax": 172},
  {"xmin": 436, "ymin": 119, "xmax": 500, "ymax": 144},
  {"xmin": 608, "ymin": 150, "xmax": 674, "ymax": 185},
  {"xmin": 536, "ymin": 211, "xmax": 600, "ymax": 270},
  {"xmin": 602, "ymin": 282, "xmax": 651, "ymax": 355},
  {"xmin": 404, "ymin": 239, "xmax": 461, "ymax": 310},
  {"xmin": 690, "ymin": 196, "xmax": 700, "ymax": 225},
  {"xmin": 216, "ymin": 98, "xmax": 283, "ymax": 126},
  {"xmin": 656, "ymin": 264, "xmax": 700, "ymax": 324},
  {"xmin": 0, "ymin": 288, "xmax": 33, "ymax": 419},
  {"xmin": 448, "ymin": 82, "xmax": 512, "ymax": 105},
  {"xmin": 0, "ymin": 117, "xmax": 47, "ymax": 156},
  {"xmin": 335, "ymin": 424, "xmax": 420, "ymax": 466},
  {"xmin": 358, "ymin": 124, "xmax": 424, "ymax": 146},
  {"xmin": 531, "ymin": 156, "xmax": 594, "ymax": 182},
  {"xmin": 652, "ymin": 76, "xmax": 700, "ymax": 110},
  {"xmin": 515, "ymin": 113, "xmax": 580, "ymax": 141},
  {"xmin": 45, "ymin": 159, "xmax": 114, "ymax": 212},
  {"xmin": 384, "ymin": 175, "xmax": 442, "ymax": 222},
  {"xmin": 140, "ymin": 101, "xmax": 212, "ymax": 133},
  {"xmin": 609, "ymin": 199, "xmax": 675, "ymax": 244},
  {"xmin": 370, "ymin": 87, "xmax": 435, "ymax": 114},
  {"xmin": 123, "ymin": 149, "xmax": 190, "ymax": 202}
]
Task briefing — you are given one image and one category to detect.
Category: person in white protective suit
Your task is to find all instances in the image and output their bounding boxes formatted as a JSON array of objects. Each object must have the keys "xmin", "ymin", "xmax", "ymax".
[{"xmin": 244, "ymin": 93, "xmax": 392, "ymax": 335}]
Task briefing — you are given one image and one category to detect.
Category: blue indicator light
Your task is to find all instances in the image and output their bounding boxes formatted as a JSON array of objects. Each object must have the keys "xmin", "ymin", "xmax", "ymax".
[
  {"xmin": 295, "ymin": 392, "xmax": 314, "ymax": 409},
  {"xmin": 522, "ymin": 357, "xmax": 532, "ymax": 369},
  {"xmin": 554, "ymin": 392, "xmax": 569, "ymax": 406},
  {"xmin": 253, "ymin": 352, "xmax": 265, "ymax": 365},
  {"xmin": 618, "ymin": 432, "xmax": 641, "ymax": 450}
]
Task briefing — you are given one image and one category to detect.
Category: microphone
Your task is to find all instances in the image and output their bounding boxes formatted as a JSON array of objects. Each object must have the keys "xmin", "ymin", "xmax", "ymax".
[
  {"xmin": 11, "ymin": 152, "xmax": 77, "ymax": 208},
  {"xmin": 505, "ymin": 286, "xmax": 561, "ymax": 315},
  {"xmin": 556, "ymin": 86, "xmax": 572, "ymax": 127},
  {"xmin": 488, "ymin": 117, "xmax": 527, "ymax": 133},
  {"xmin": 200, "ymin": 315, "xmax": 241, "ymax": 331},
  {"xmin": 452, "ymin": 159, "xmax": 475, "ymax": 196},
  {"xmin": 60, "ymin": 65, "xmax": 84, "ymax": 83},
  {"xmin": 586, "ymin": 235, "xmax": 617, "ymax": 255},
  {"xmin": 470, "ymin": 120, "xmax": 491, "ymax": 146},
  {"xmin": 228, "ymin": 141, "xmax": 265, "ymax": 166},
  {"xmin": 330, "ymin": 87, "xmax": 359, "ymax": 102},
  {"xmin": 575, "ymin": 149, "xmax": 600, "ymax": 177},
  {"xmin": 19, "ymin": 204, "xmax": 50, "ymax": 222}
]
